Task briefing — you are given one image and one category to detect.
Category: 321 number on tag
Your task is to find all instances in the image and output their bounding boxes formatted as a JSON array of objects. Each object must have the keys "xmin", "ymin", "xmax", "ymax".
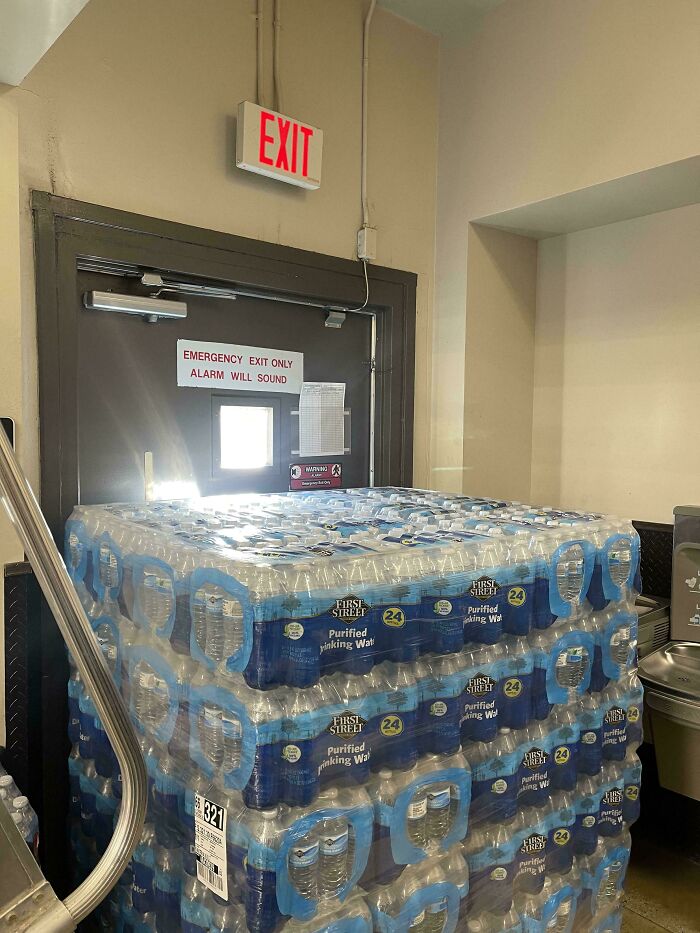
[{"xmin": 194, "ymin": 793, "xmax": 228, "ymax": 899}]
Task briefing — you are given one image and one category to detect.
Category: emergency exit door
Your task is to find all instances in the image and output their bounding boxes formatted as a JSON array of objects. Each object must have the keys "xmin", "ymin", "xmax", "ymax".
[
  {"xmin": 29, "ymin": 192, "xmax": 416, "ymax": 891},
  {"xmin": 75, "ymin": 272, "xmax": 374, "ymax": 502}
]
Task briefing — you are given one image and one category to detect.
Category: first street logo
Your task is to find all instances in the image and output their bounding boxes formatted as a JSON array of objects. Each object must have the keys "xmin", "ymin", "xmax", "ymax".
[
  {"xmin": 466, "ymin": 674, "xmax": 496, "ymax": 697},
  {"xmin": 327, "ymin": 712, "xmax": 367, "ymax": 740},
  {"xmin": 469, "ymin": 576, "xmax": 500, "ymax": 601},
  {"xmin": 520, "ymin": 834, "xmax": 547, "ymax": 854},
  {"xmin": 604, "ymin": 707, "xmax": 626, "ymax": 724},
  {"xmin": 330, "ymin": 594, "xmax": 370, "ymax": 624},
  {"xmin": 522, "ymin": 748, "xmax": 549, "ymax": 770}
]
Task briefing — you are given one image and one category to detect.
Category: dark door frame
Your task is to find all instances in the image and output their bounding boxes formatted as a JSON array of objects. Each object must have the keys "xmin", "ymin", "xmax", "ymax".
[
  {"xmin": 29, "ymin": 190, "xmax": 417, "ymax": 890},
  {"xmin": 33, "ymin": 191, "xmax": 416, "ymax": 533}
]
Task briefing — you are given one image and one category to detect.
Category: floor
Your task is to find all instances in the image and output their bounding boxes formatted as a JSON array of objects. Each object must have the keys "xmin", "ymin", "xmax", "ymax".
[{"xmin": 622, "ymin": 836, "xmax": 700, "ymax": 933}]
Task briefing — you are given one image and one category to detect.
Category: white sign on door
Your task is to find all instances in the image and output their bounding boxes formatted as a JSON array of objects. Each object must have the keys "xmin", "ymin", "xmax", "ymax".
[{"xmin": 177, "ymin": 340, "xmax": 303, "ymax": 394}]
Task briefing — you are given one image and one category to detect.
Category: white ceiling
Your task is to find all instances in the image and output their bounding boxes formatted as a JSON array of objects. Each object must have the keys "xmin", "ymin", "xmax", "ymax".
[
  {"xmin": 378, "ymin": 0, "xmax": 506, "ymax": 37},
  {"xmin": 0, "ymin": 0, "xmax": 91, "ymax": 86}
]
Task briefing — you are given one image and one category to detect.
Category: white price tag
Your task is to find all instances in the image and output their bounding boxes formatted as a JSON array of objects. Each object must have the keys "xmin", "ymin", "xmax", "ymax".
[{"xmin": 194, "ymin": 793, "xmax": 228, "ymax": 899}]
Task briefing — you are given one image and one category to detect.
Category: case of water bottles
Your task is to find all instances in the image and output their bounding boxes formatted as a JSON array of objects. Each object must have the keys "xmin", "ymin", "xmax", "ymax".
[{"xmin": 64, "ymin": 487, "xmax": 643, "ymax": 932}]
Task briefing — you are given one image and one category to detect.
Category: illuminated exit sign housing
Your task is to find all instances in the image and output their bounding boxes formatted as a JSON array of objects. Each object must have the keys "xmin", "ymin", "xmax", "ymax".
[{"xmin": 236, "ymin": 101, "xmax": 323, "ymax": 189}]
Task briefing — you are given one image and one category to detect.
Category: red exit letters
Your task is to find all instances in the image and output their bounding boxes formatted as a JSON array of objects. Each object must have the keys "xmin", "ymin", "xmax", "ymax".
[{"xmin": 259, "ymin": 111, "xmax": 315, "ymax": 178}]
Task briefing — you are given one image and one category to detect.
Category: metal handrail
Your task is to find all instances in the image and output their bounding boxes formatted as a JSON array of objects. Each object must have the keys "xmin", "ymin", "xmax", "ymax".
[{"xmin": 0, "ymin": 427, "xmax": 147, "ymax": 923}]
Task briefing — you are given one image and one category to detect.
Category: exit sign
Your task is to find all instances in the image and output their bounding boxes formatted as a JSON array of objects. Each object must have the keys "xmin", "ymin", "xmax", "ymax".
[{"xmin": 236, "ymin": 101, "xmax": 323, "ymax": 189}]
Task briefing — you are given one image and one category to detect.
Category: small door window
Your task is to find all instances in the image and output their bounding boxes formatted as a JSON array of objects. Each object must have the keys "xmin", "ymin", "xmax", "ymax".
[{"xmin": 212, "ymin": 396, "xmax": 280, "ymax": 479}]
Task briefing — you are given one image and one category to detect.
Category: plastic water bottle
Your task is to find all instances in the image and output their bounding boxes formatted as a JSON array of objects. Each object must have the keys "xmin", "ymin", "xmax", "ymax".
[
  {"xmin": 245, "ymin": 808, "xmax": 283, "ymax": 933},
  {"xmin": 375, "ymin": 661, "xmax": 419, "ymax": 771},
  {"xmin": 240, "ymin": 684, "xmax": 284, "ymax": 810},
  {"xmin": 197, "ymin": 696, "xmax": 226, "ymax": 771},
  {"xmin": 545, "ymin": 791, "xmax": 575, "ymax": 876},
  {"xmin": 625, "ymin": 675, "xmax": 644, "ymax": 752},
  {"xmin": 222, "ymin": 709, "xmax": 242, "ymax": 773},
  {"xmin": 132, "ymin": 823, "xmax": 157, "ymax": 914},
  {"xmin": 461, "ymin": 644, "xmax": 503, "ymax": 743},
  {"xmin": 517, "ymin": 721, "xmax": 552, "ymax": 808},
  {"xmin": 573, "ymin": 775, "xmax": 600, "ymax": 856},
  {"xmin": 154, "ymin": 754, "xmax": 184, "ymax": 848},
  {"xmin": 499, "ymin": 636, "xmax": 534, "ymax": 730},
  {"xmin": 78, "ymin": 690, "xmax": 98, "ymax": 761},
  {"xmin": 67, "ymin": 667, "xmax": 83, "ymax": 744},
  {"xmin": 280, "ymin": 681, "xmax": 325, "ymax": 808},
  {"xmin": 211, "ymin": 899, "xmax": 247, "ymax": 933},
  {"xmin": 0, "ymin": 774, "xmax": 20, "ymax": 804},
  {"xmin": 466, "ymin": 907, "xmax": 522, "ymax": 932},
  {"xmin": 289, "ymin": 832, "xmax": 322, "ymax": 899},
  {"xmin": 622, "ymin": 752, "xmax": 641, "ymax": 827},
  {"xmin": 550, "ymin": 704, "xmax": 580, "ymax": 792},
  {"xmin": 138, "ymin": 560, "xmax": 176, "ymax": 635},
  {"xmin": 366, "ymin": 865, "xmax": 425, "ymax": 930},
  {"xmin": 554, "ymin": 628, "xmax": 589, "ymax": 693},
  {"xmin": 578, "ymin": 693, "xmax": 604, "ymax": 777},
  {"xmin": 426, "ymin": 653, "xmax": 466, "ymax": 756},
  {"xmin": 469, "ymin": 729, "xmax": 518, "ymax": 826},
  {"xmin": 195, "ymin": 573, "xmax": 244, "ymax": 667},
  {"xmin": 444, "ymin": 843, "xmax": 470, "ymax": 923},
  {"xmin": 589, "ymin": 835, "xmax": 630, "ymax": 914},
  {"xmin": 519, "ymin": 873, "xmax": 576, "ymax": 932},
  {"xmin": 528, "ymin": 628, "xmax": 553, "ymax": 721},
  {"xmin": 155, "ymin": 844, "xmax": 183, "ymax": 933},
  {"xmin": 422, "ymin": 857, "xmax": 450, "ymax": 932},
  {"xmin": 79, "ymin": 759, "xmax": 99, "ymax": 839},
  {"xmin": 425, "ymin": 780, "xmax": 452, "ymax": 845},
  {"xmin": 180, "ymin": 874, "xmax": 213, "ymax": 933},
  {"xmin": 11, "ymin": 796, "xmax": 38, "ymax": 854},
  {"xmin": 554, "ymin": 539, "xmax": 586, "ymax": 608},
  {"xmin": 319, "ymin": 811, "xmax": 350, "ymax": 897},
  {"xmin": 130, "ymin": 653, "xmax": 170, "ymax": 737},
  {"xmin": 466, "ymin": 821, "xmax": 516, "ymax": 917},
  {"xmin": 67, "ymin": 744, "xmax": 83, "ymax": 820},
  {"xmin": 514, "ymin": 805, "xmax": 548, "ymax": 896},
  {"xmin": 601, "ymin": 684, "xmax": 628, "ymax": 762},
  {"xmin": 597, "ymin": 763, "xmax": 624, "ymax": 838},
  {"xmin": 406, "ymin": 784, "xmax": 428, "ymax": 849}
]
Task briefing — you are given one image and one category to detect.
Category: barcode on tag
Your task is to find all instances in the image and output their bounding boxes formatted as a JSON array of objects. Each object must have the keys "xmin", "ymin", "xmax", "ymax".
[
  {"xmin": 194, "ymin": 792, "xmax": 228, "ymax": 899},
  {"xmin": 199, "ymin": 862, "xmax": 225, "ymax": 894}
]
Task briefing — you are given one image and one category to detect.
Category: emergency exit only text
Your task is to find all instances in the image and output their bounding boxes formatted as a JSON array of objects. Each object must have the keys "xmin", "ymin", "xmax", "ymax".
[{"xmin": 176, "ymin": 339, "xmax": 304, "ymax": 394}]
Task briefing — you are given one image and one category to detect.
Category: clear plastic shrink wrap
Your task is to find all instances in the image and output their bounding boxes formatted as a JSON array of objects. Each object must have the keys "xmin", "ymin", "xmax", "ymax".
[{"xmin": 65, "ymin": 488, "xmax": 641, "ymax": 932}]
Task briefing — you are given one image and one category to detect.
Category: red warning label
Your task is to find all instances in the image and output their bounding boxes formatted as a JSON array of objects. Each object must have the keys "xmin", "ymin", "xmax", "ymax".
[{"xmin": 289, "ymin": 463, "xmax": 342, "ymax": 490}]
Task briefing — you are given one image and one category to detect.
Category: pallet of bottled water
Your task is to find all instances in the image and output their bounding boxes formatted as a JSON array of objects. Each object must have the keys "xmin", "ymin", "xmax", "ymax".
[{"xmin": 65, "ymin": 487, "xmax": 642, "ymax": 932}]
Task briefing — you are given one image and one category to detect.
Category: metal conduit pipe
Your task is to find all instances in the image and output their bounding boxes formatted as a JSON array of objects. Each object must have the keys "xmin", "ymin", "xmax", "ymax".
[{"xmin": 0, "ymin": 427, "xmax": 147, "ymax": 924}]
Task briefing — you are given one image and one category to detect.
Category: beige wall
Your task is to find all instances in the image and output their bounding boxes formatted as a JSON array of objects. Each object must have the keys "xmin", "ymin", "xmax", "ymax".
[
  {"xmin": 464, "ymin": 225, "xmax": 537, "ymax": 501},
  {"xmin": 0, "ymin": 101, "xmax": 25, "ymax": 741},
  {"xmin": 433, "ymin": 0, "xmax": 700, "ymax": 499},
  {"xmin": 0, "ymin": 0, "xmax": 439, "ymax": 493},
  {"xmin": 532, "ymin": 202, "xmax": 700, "ymax": 523}
]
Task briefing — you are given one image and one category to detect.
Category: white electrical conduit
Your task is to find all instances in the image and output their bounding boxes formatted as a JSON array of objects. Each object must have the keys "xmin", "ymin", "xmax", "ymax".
[
  {"xmin": 361, "ymin": 0, "xmax": 377, "ymax": 231},
  {"xmin": 347, "ymin": 0, "xmax": 377, "ymax": 313},
  {"xmin": 256, "ymin": 0, "xmax": 265, "ymax": 107},
  {"xmin": 273, "ymin": 0, "xmax": 283, "ymax": 113}
]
